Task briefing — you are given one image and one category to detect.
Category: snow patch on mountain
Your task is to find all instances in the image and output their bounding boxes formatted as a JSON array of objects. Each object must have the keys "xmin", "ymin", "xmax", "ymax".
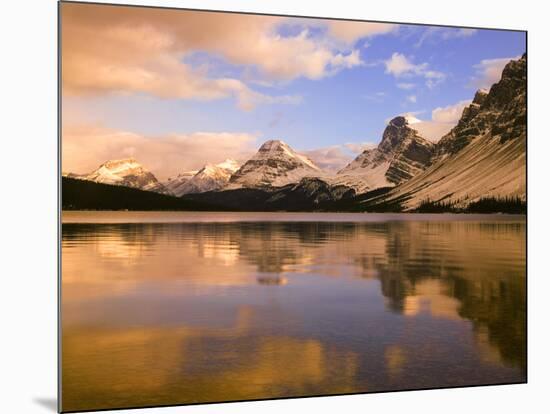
[
  {"xmin": 163, "ymin": 171, "xmax": 198, "ymax": 196},
  {"xmin": 370, "ymin": 54, "xmax": 526, "ymax": 209},
  {"xmin": 81, "ymin": 158, "xmax": 168, "ymax": 193},
  {"xmin": 226, "ymin": 140, "xmax": 322, "ymax": 189},
  {"xmin": 334, "ymin": 116, "xmax": 434, "ymax": 193},
  {"xmin": 172, "ymin": 159, "xmax": 241, "ymax": 195}
]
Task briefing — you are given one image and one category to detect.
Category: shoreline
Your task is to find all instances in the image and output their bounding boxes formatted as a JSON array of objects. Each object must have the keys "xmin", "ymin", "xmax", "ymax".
[{"xmin": 61, "ymin": 210, "xmax": 527, "ymax": 224}]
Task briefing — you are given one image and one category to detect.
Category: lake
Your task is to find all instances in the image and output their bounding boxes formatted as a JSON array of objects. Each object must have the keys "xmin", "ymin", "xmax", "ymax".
[{"xmin": 61, "ymin": 211, "xmax": 526, "ymax": 412}]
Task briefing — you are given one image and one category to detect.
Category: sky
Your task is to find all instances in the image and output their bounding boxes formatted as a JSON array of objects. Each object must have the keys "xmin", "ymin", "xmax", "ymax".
[{"xmin": 61, "ymin": 2, "xmax": 526, "ymax": 180}]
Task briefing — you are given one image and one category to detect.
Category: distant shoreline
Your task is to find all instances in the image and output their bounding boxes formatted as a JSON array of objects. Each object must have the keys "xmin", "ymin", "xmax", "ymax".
[
  {"xmin": 61, "ymin": 177, "xmax": 526, "ymax": 215},
  {"xmin": 61, "ymin": 210, "xmax": 526, "ymax": 225},
  {"xmin": 61, "ymin": 209, "xmax": 526, "ymax": 215}
]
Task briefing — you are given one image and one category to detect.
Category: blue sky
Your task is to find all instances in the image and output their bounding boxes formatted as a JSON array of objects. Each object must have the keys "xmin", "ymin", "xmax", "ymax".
[{"xmin": 62, "ymin": 3, "xmax": 526, "ymax": 178}]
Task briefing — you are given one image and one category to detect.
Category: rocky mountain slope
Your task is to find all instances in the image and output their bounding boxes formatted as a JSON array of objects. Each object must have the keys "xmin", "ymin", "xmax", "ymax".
[
  {"xmin": 333, "ymin": 116, "xmax": 434, "ymax": 193},
  {"xmin": 80, "ymin": 158, "xmax": 169, "ymax": 194},
  {"xmin": 367, "ymin": 54, "xmax": 526, "ymax": 210},
  {"xmin": 167, "ymin": 159, "xmax": 240, "ymax": 196},
  {"xmin": 163, "ymin": 171, "xmax": 197, "ymax": 196},
  {"xmin": 226, "ymin": 140, "xmax": 321, "ymax": 189},
  {"xmin": 183, "ymin": 176, "xmax": 356, "ymax": 211}
]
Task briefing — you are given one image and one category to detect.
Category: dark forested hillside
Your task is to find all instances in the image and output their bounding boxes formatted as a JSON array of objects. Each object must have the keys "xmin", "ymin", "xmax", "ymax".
[{"xmin": 62, "ymin": 177, "xmax": 221, "ymax": 211}]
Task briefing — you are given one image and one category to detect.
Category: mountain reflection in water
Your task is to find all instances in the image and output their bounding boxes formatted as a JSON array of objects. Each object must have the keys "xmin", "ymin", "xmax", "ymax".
[{"xmin": 62, "ymin": 213, "xmax": 526, "ymax": 412}]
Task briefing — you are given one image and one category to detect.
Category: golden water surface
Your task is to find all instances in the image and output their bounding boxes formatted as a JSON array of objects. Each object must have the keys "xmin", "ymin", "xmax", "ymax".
[{"xmin": 61, "ymin": 212, "xmax": 526, "ymax": 412}]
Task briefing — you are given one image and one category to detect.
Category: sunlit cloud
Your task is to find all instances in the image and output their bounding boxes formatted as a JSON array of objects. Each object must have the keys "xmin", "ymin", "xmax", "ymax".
[
  {"xmin": 415, "ymin": 27, "xmax": 477, "ymax": 48},
  {"xmin": 398, "ymin": 99, "xmax": 472, "ymax": 142},
  {"xmin": 301, "ymin": 146, "xmax": 354, "ymax": 173},
  {"xmin": 470, "ymin": 56, "xmax": 520, "ymax": 89},
  {"xmin": 384, "ymin": 53, "xmax": 446, "ymax": 88},
  {"xmin": 343, "ymin": 142, "xmax": 377, "ymax": 153},
  {"xmin": 326, "ymin": 21, "xmax": 397, "ymax": 45},
  {"xmin": 302, "ymin": 141, "xmax": 377, "ymax": 172},
  {"xmin": 62, "ymin": 124, "xmax": 259, "ymax": 179},
  {"xmin": 61, "ymin": 3, "xmax": 397, "ymax": 110},
  {"xmin": 432, "ymin": 99, "xmax": 471, "ymax": 123}
]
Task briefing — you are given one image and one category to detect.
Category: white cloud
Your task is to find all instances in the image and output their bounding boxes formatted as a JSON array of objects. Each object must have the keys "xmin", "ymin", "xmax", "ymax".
[
  {"xmin": 406, "ymin": 95, "xmax": 417, "ymax": 103},
  {"xmin": 397, "ymin": 83, "xmax": 415, "ymax": 90},
  {"xmin": 413, "ymin": 122, "xmax": 454, "ymax": 142},
  {"xmin": 302, "ymin": 146, "xmax": 353, "ymax": 173},
  {"xmin": 326, "ymin": 21, "xmax": 397, "ymax": 44},
  {"xmin": 401, "ymin": 99, "xmax": 472, "ymax": 142},
  {"xmin": 343, "ymin": 142, "xmax": 377, "ymax": 153},
  {"xmin": 302, "ymin": 141, "xmax": 377, "ymax": 172},
  {"xmin": 384, "ymin": 53, "xmax": 445, "ymax": 88},
  {"xmin": 384, "ymin": 53, "xmax": 421, "ymax": 77},
  {"xmin": 62, "ymin": 125, "xmax": 258, "ymax": 180},
  {"xmin": 415, "ymin": 27, "xmax": 477, "ymax": 47},
  {"xmin": 386, "ymin": 111, "xmax": 426, "ymax": 125},
  {"xmin": 432, "ymin": 100, "xmax": 471, "ymax": 123},
  {"xmin": 471, "ymin": 56, "xmax": 520, "ymax": 89}
]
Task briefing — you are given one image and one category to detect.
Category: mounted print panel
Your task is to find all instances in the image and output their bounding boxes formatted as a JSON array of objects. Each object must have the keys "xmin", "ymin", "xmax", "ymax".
[{"xmin": 59, "ymin": 1, "xmax": 526, "ymax": 412}]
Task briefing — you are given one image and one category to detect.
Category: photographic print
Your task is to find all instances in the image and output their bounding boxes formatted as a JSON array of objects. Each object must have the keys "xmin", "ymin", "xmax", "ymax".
[{"xmin": 60, "ymin": 1, "xmax": 526, "ymax": 412}]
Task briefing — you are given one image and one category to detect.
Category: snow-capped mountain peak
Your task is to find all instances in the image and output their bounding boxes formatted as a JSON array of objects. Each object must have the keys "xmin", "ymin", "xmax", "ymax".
[
  {"xmin": 226, "ymin": 139, "xmax": 321, "ymax": 189},
  {"xmin": 333, "ymin": 115, "xmax": 434, "ymax": 192},
  {"xmin": 166, "ymin": 159, "xmax": 241, "ymax": 196},
  {"xmin": 255, "ymin": 140, "xmax": 320, "ymax": 171},
  {"xmin": 214, "ymin": 158, "xmax": 240, "ymax": 172},
  {"xmin": 369, "ymin": 54, "xmax": 526, "ymax": 210},
  {"xmin": 82, "ymin": 158, "xmax": 168, "ymax": 193}
]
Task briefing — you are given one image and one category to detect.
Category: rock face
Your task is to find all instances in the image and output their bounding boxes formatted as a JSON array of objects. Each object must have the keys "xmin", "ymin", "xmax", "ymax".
[
  {"xmin": 174, "ymin": 159, "xmax": 240, "ymax": 195},
  {"xmin": 82, "ymin": 158, "xmax": 168, "ymax": 194},
  {"xmin": 433, "ymin": 89, "xmax": 488, "ymax": 160},
  {"xmin": 372, "ymin": 54, "xmax": 526, "ymax": 209},
  {"xmin": 183, "ymin": 176, "xmax": 356, "ymax": 211},
  {"xmin": 226, "ymin": 140, "xmax": 321, "ymax": 189},
  {"xmin": 163, "ymin": 171, "xmax": 197, "ymax": 196},
  {"xmin": 266, "ymin": 177, "xmax": 356, "ymax": 209},
  {"xmin": 335, "ymin": 116, "xmax": 434, "ymax": 192}
]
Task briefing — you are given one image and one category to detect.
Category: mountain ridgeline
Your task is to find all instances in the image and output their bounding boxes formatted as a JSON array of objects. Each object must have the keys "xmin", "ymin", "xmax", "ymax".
[
  {"xmin": 333, "ymin": 115, "xmax": 435, "ymax": 193},
  {"xmin": 62, "ymin": 55, "xmax": 526, "ymax": 213},
  {"xmin": 365, "ymin": 53, "xmax": 526, "ymax": 211}
]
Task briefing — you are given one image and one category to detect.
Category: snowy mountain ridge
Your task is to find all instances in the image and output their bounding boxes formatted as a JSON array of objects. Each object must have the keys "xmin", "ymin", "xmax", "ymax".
[
  {"xmin": 331, "ymin": 116, "xmax": 434, "ymax": 193},
  {"xmin": 226, "ymin": 140, "xmax": 321, "ymax": 189},
  {"xmin": 168, "ymin": 159, "xmax": 241, "ymax": 196},
  {"xmin": 80, "ymin": 158, "xmax": 169, "ymax": 194}
]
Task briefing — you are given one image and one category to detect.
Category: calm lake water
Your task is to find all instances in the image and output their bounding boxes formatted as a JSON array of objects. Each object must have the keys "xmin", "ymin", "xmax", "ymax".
[{"xmin": 61, "ymin": 211, "xmax": 526, "ymax": 412}]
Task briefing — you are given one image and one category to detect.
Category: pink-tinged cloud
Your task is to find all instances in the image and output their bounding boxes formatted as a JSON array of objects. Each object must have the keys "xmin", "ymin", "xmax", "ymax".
[
  {"xmin": 61, "ymin": 3, "xmax": 395, "ymax": 107},
  {"xmin": 326, "ymin": 21, "xmax": 397, "ymax": 44},
  {"xmin": 301, "ymin": 146, "xmax": 354, "ymax": 173},
  {"xmin": 343, "ymin": 142, "xmax": 377, "ymax": 153},
  {"xmin": 398, "ymin": 99, "xmax": 472, "ymax": 142},
  {"xmin": 471, "ymin": 56, "xmax": 520, "ymax": 89},
  {"xmin": 302, "ymin": 141, "xmax": 377, "ymax": 172},
  {"xmin": 432, "ymin": 100, "xmax": 471, "ymax": 123},
  {"xmin": 62, "ymin": 125, "xmax": 258, "ymax": 180}
]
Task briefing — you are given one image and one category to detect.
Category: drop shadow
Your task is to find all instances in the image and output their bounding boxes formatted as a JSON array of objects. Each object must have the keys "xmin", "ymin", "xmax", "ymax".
[{"xmin": 33, "ymin": 397, "xmax": 57, "ymax": 412}]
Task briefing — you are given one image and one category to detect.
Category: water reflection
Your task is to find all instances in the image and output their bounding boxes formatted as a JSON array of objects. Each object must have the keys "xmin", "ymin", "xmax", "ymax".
[{"xmin": 62, "ymin": 215, "xmax": 526, "ymax": 412}]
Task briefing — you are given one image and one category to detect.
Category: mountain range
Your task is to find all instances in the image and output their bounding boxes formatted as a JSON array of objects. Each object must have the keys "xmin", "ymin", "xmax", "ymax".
[
  {"xmin": 63, "ymin": 54, "xmax": 526, "ymax": 213},
  {"xmin": 165, "ymin": 159, "xmax": 240, "ymax": 196},
  {"xmin": 65, "ymin": 158, "xmax": 169, "ymax": 194}
]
